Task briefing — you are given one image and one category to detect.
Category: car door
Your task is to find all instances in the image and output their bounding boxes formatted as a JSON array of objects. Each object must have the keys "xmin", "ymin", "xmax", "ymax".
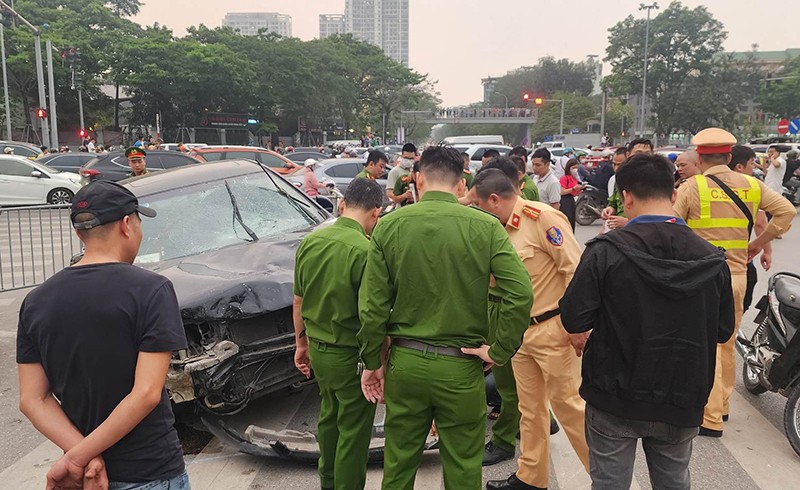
[
  {"xmin": 159, "ymin": 153, "xmax": 197, "ymax": 169},
  {"xmin": 48, "ymin": 154, "xmax": 90, "ymax": 173},
  {"xmin": 256, "ymin": 152, "xmax": 295, "ymax": 175},
  {"xmin": 326, "ymin": 161, "xmax": 363, "ymax": 192},
  {"xmin": 0, "ymin": 158, "xmax": 48, "ymax": 204}
]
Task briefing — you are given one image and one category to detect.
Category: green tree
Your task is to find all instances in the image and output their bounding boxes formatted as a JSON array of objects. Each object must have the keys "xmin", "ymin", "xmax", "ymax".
[
  {"xmin": 106, "ymin": 0, "xmax": 142, "ymax": 17},
  {"xmin": 757, "ymin": 55, "xmax": 800, "ymax": 119},
  {"xmin": 490, "ymin": 57, "xmax": 596, "ymax": 107},
  {"xmin": 603, "ymin": 1, "xmax": 727, "ymax": 136}
]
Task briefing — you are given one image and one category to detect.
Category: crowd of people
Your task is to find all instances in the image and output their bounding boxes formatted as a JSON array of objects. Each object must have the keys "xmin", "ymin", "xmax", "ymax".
[
  {"xmin": 13, "ymin": 126, "xmax": 798, "ymax": 490},
  {"xmin": 437, "ymin": 107, "xmax": 535, "ymax": 119}
]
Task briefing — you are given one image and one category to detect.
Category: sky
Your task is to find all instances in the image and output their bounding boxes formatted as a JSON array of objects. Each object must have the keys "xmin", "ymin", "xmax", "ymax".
[{"xmin": 133, "ymin": 1, "xmax": 800, "ymax": 106}]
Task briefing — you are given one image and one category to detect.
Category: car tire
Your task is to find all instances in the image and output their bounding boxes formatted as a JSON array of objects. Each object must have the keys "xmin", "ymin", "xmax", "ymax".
[{"xmin": 48, "ymin": 188, "xmax": 74, "ymax": 205}]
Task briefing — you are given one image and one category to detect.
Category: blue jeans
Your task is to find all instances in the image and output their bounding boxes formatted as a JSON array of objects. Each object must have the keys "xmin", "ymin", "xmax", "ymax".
[
  {"xmin": 109, "ymin": 470, "xmax": 190, "ymax": 490},
  {"xmin": 585, "ymin": 405, "xmax": 697, "ymax": 490}
]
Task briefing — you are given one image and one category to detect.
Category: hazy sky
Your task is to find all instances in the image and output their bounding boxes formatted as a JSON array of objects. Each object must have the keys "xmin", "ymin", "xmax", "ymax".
[{"xmin": 134, "ymin": 1, "xmax": 800, "ymax": 106}]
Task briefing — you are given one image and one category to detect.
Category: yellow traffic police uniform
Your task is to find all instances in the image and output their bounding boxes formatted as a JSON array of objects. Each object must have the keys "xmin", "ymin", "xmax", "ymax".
[
  {"xmin": 675, "ymin": 166, "xmax": 795, "ymax": 431},
  {"xmin": 504, "ymin": 198, "xmax": 589, "ymax": 488}
]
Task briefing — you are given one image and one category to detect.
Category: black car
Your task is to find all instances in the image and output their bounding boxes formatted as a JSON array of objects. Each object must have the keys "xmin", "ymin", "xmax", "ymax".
[
  {"xmin": 79, "ymin": 150, "xmax": 201, "ymax": 184},
  {"xmin": 37, "ymin": 152, "xmax": 96, "ymax": 172},
  {"xmin": 123, "ymin": 160, "xmax": 362, "ymax": 458}
]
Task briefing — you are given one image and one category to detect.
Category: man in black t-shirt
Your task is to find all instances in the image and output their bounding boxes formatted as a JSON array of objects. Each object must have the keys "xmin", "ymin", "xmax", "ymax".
[{"xmin": 17, "ymin": 180, "xmax": 189, "ymax": 489}]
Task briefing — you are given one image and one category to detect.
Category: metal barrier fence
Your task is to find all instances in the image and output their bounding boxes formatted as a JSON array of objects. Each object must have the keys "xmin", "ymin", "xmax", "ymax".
[{"xmin": 0, "ymin": 205, "xmax": 82, "ymax": 291}]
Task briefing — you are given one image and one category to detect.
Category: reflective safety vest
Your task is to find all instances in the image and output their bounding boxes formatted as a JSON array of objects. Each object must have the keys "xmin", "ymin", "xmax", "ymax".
[{"xmin": 687, "ymin": 174, "xmax": 761, "ymax": 250}]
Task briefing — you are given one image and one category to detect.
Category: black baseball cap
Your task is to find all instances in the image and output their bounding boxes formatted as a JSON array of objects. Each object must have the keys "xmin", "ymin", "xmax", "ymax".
[{"xmin": 71, "ymin": 180, "xmax": 156, "ymax": 230}]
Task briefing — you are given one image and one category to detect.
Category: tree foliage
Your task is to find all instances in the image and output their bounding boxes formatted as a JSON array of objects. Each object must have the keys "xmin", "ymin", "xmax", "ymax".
[
  {"xmin": 489, "ymin": 57, "xmax": 596, "ymax": 108},
  {"xmin": 0, "ymin": 1, "xmax": 435, "ymax": 142},
  {"xmin": 603, "ymin": 1, "xmax": 753, "ymax": 136},
  {"xmin": 757, "ymin": 55, "xmax": 800, "ymax": 119}
]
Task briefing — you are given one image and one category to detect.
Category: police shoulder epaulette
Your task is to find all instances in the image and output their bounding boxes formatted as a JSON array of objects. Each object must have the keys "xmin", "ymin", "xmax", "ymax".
[
  {"xmin": 522, "ymin": 205, "xmax": 541, "ymax": 220},
  {"xmin": 400, "ymin": 175, "xmax": 410, "ymax": 182}
]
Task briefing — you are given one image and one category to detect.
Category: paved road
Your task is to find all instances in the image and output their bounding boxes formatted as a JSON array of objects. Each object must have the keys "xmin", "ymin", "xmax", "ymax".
[{"xmin": 1, "ymin": 216, "xmax": 799, "ymax": 489}]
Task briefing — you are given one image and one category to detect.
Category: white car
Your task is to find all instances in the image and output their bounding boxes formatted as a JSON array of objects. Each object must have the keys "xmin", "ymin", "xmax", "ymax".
[
  {"xmin": 0, "ymin": 155, "xmax": 82, "ymax": 205},
  {"xmin": 450, "ymin": 144, "xmax": 514, "ymax": 173}
]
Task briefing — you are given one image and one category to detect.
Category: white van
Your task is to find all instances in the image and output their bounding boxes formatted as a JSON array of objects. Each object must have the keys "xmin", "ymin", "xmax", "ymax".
[{"xmin": 441, "ymin": 135, "xmax": 505, "ymax": 145}]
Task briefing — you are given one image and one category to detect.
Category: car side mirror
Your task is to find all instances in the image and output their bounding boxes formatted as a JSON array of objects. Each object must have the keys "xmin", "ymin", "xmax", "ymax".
[{"xmin": 31, "ymin": 170, "xmax": 42, "ymax": 178}]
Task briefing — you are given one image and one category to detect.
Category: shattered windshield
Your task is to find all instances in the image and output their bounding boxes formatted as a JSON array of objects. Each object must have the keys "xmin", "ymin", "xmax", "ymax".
[{"xmin": 135, "ymin": 172, "xmax": 324, "ymax": 263}]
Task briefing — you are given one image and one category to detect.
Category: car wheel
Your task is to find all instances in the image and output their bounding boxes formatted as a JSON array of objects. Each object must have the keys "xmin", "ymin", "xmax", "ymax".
[{"xmin": 48, "ymin": 188, "xmax": 74, "ymax": 205}]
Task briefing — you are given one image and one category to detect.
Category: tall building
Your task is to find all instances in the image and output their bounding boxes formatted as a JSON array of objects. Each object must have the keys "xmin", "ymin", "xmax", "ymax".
[
  {"xmin": 342, "ymin": 0, "xmax": 409, "ymax": 66},
  {"xmin": 319, "ymin": 14, "xmax": 346, "ymax": 39},
  {"xmin": 222, "ymin": 12, "xmax": 292, "ymax": 37}
]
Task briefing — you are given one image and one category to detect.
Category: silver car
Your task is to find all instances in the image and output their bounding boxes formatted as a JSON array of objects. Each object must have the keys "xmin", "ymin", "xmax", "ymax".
[{"xmin": 289, "ymin": 158, "xmax": 392, "ymax": 203}]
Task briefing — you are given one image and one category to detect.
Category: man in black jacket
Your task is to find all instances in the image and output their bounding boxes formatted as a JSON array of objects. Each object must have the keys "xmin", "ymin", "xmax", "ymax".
[{"xmin": 560, "ymin": 153, "xmax": 735, "ymax": 489}]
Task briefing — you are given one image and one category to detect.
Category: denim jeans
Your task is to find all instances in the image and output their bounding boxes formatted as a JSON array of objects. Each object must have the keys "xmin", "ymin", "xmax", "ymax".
[
  {"xmin": 585, "ymin": 404, "xmax": 698, "ymax": 490},
  {"xmin": 109, "ymin": 470, "xmax": 190, "ymax": 490}
]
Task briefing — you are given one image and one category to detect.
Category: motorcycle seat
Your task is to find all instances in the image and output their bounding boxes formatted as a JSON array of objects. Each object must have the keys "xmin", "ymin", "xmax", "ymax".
[{"xmin": 775, "ymin": 275, "xmax": 800, "ymax": 310}]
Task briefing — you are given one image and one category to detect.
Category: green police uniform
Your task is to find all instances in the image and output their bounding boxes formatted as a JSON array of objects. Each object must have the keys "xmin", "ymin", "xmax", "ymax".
[
  {"xmin": 520, "ymin": 174, "xmax": 540, "ymax": 202},
  {"xmin": 463, "ymin": 168, "xmax": 475, "ymax": 189},
  {"xmin": 607, "ymin": 183, "xmax": 626, "ymax": 217},
  {"xmin": 358, "ymin": 191, "xmax": 533, "ymax": 490},
  {"xmin": 487, "ymin": 295, "xmax": 520, "ymax": 454},
  {"xmin": 293, "ymin": 217, "xmax": 376, "ymax": 490},
  {"xmin": 392, "ymin": 174, "xmax": 415, "ymax": 206},
  {"xmin": 355, "ymin": 169, "xmax": 376, "ymax": 180}
]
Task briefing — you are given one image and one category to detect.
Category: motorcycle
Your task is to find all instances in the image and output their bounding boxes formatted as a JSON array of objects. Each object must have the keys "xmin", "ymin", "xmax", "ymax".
[
  {"xmin": 575, "ymin": 184, "xmax": 608, "ymax": 226},
  {"xmin": 736, "ymin": 272, "xmax": 800, "ymax": 457},
  {"xmin": 783, "ymin": 177, "xmax": 800, "ymax": 206}
]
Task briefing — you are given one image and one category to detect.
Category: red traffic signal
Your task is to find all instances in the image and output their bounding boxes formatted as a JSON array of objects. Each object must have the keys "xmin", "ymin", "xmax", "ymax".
[
  {"xmin": 78, "ymin": 129, "xmax": 88, "ymax": 138},
  {"xmin": 35, "ymin": 108, "xmax": 47, "ymax": 119},
  {"xmin": 534, "ymin": 97, "xmax": 544, "ymax": 106},
  {"xmin": 522, "ymin": 92, "xmax": 531, "ymax": 102}
]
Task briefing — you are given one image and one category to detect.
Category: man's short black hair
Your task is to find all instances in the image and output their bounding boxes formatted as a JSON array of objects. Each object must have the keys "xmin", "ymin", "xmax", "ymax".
[
  {"xmin": 418, "ymin": 146, "xmax": 463, "ymax": 185},
  {"xmin": 344, "ymin": 178, "xmax": 384, "ymax": 210},
  {"xmin": 509, "ymin": 146, "xmax": 528, "ymax": 158},
  {"xmin": 460, "ymin": 152, "xmax": 470, "ymax": 160},
  {"xmin": 730, "ymin": 145, "xmax": 756, "ymax": 169},
  {"xmin": 613, "ymin": 147, "xmax": 628, "ymax": 158},
  {"xmin": 366, "ymin": 150, "xmax": 388, "ymax": 165},
  {"xmin": 478, "ymin": 156, "xmax": 519, "ymax": 182},
  {"xmin": 531, "ymin": 148, "xmax": 551, "ymax": 162},
  {"xmin": 509, "ymin": 155, "xmax": 527, "ymax": 175},
  {"xmin": 482, "ymin": 149, "xmax": 501, "ymax": 159},
  {"xmin": 615, "ymin": 154, "xmax": 675, "ymax": 202},
  {"xmin": 473, "ymin": 168, "xmax": 518, "ymax": 200},
  {"xmin": 402, "ymin": 143, "xmax": 417, "ymax": 154},
  {"xmin": 627, "ymin": 138, "xmax": 654, "ymax": 153}
]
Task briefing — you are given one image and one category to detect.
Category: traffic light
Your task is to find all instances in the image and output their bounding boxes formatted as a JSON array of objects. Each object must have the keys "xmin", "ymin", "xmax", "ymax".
[
  {"xmin": 523, "ymin": 92, "xmax": 531, "ymax": 102},
  {"xmin": 35, "ymin": 108, "xmax": 47, "ymax": 119},
  {"xmin": 534, "ymin": 97, "xmax": 544, "ymax": 106},
  {"xmin": 78, "ymin": 129, "xmax": 88, "ymax": 138}
]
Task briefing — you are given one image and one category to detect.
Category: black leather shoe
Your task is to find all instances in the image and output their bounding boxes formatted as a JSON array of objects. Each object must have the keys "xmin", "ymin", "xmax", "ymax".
[
  {"xmin": 486, "ymin": 473, "xmax": 546, "ymax": 490},
  {"xmin": 550, "ymin": 417, "xmax": 560, "ymax": 435},
  {"xmin": 699, "ymin": 426, "xmax": 722, "ymax": 438},
  {"xmin": 723, "ymin": 414, "xmax": 729, "ymax": 422},
  {"xmin": 483, "ymin": 441, "xmax": 515, "ymax": 466}
]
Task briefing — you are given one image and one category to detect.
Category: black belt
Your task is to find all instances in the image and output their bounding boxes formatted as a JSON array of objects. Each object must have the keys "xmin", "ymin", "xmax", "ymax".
[
  {"xmin": 531, "ymin": 308, "xmax": 560, "ymax": 325},
  {"xmin": 392, "ymin": 338, "xmax": 475, "ymax": 359}
]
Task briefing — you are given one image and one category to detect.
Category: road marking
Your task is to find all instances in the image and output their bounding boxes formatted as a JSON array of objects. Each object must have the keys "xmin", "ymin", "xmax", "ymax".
[
  {"xmin": 720, "ymin": 391, "xmax": 799, "ymax": 489},
  {"xmin": 186, "ymin": 437, "xmax": 264, "ymax": 490},
  {"xmin": 0, "ymin": 439, "xmax": 62, "ymax": 489}
]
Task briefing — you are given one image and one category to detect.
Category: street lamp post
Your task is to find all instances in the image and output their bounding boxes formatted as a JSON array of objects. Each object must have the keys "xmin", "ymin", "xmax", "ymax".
[
  {"xmin": 0, "ymin": 1, "xmax": 49, "ymax": 148},
  {"xmin": 639, "ymin": 2, "xmax": 659, "ymax": 137},
  {"xmin": 494, "ymin": 92, "xmax": 509, "ymax": 109}
]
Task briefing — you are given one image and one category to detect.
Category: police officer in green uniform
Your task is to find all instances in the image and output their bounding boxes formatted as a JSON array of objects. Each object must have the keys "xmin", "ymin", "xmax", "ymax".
[
  {"xmin": 126, "ymin": 147, "xmax": 149, "ymax": 177},
  {"xmin": 293, "ymin": 179, "xmax": 385, "ymax": 490},
  {"xmin": 392, "ymin": 162, "xmax": 419, "ymax": 206},
  {"xmin": 462, "ymin": 152, "xmax": 475, "ymax": 188},
  {"xmin": 509, "ymin": 147, "xmax": 539, "ymax": 202},
  {"xmin": 358, "ymin": 146, "xmax": 533, "ymax": 490},
  {"xmin": 355, "ymin": 150, "xmax": 388, "ymax": 180}
]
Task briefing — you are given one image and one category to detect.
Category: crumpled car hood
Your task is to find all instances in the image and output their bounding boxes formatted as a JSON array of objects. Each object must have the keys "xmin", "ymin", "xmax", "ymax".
[{"xmin": 140, "ymin": 231, "xmax": 306, "ymax": 321}]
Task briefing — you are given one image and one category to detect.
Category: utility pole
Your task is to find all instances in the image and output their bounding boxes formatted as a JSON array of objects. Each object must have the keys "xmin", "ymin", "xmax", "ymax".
[
  {"xmin": 639, "ymin": 2, "xmax": 659, "ymax": 137},
  {"xmin": 0, "ymin": 1, "xmax": 49, "ymax": 147},
  {"xmin": 0, "ymin": 21, "xmax": 11, "ymax": 139},
  {"xmin": 46, "ymin": 39, "xmax": 58, "ymax": 148}
]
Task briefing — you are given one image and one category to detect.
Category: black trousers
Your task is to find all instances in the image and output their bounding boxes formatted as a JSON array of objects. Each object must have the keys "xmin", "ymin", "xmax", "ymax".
[
  {"xmin": 560, "ymin": 194, "xmax": 577, "ymax": 231},
  {"xmin": 744, "ymin": 261, "xmax": 758, "ymax": 312}
]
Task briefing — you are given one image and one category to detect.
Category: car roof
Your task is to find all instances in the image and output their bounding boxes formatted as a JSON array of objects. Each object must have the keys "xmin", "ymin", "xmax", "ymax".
[
  {"xmin": 195, "ymin": 145, "xmax": 268, "ymax": 151},
  {"xmin": 123, "ymin": 159, "xmax": 271, "ymax": 197}
]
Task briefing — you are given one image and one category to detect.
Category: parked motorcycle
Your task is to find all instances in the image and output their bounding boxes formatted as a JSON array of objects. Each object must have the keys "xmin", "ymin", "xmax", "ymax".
[
  {"xmin": 783, "ymin": 177, "xmax": 800, "ymax": 206},
  {"xmin": 575, "ymin": 184, "xmax": 608, "ymax": 226},
  {"xmin": 736, "ymin": 272, "xmax": 800, "ymax": 457}
]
